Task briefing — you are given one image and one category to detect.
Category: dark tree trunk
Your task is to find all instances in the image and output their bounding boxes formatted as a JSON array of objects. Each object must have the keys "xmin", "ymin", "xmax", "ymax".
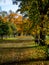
[
  {"xmin": 39, "ymin": 15, "xmax": 46, "ymax": 45},
  {"xmin": 39, "ymin": 29, "xmax": 46, "ymax": 46},
  {"xmin": 1, "ymin": 35, "xmax": 3, "ymax": 39},
  {"xmin": 14, "ymin": 34, "xmax": 15, "ymax": 37},
  {"xmin": 35, "ymin": 34, "xmax": 39, "ymax": 44},
  {"xmin": 18, "ymin": 33, "xmax": 21, "ymax": 36}
]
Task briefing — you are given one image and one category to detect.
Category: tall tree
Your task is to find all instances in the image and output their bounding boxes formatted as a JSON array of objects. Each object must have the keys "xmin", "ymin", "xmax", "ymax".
[
  {"xmin": 0, "ymin": 20, "xmax": 10, "ymax": 39},
  {"xmin": 17, "ymin": 0, "xmax": 49, "ymax": 45}
]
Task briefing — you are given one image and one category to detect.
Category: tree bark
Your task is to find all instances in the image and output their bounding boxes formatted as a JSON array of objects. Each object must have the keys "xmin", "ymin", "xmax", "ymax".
[
  {"xmin": 35, "ymin": 34, "xmax": 39, "ymax": 44},
  {"xmin": 1, "ymin": 35, "xmax": 3, "ymax": 39},
  {"xmin": 40, "ymin": 30, "xmax": 46, "ymax": 45},
  {"xmin": 39, "ymin": 15, "xmax": 46, "ymax": 45}
]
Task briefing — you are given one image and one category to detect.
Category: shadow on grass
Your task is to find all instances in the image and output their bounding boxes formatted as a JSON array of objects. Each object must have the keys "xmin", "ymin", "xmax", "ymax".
[{"xmin": 1, "ymin": 59, "xmax": 49, "ymax": 65}]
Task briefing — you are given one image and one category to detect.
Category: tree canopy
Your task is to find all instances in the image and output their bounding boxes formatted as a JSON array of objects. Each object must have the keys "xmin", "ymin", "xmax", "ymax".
[
  {"xmin": 16, "ymin": 0, "xmax": 49, "ymax": 45},
  {"xmin": 0, "ymin": 20, "xmax": 10, "ymax": 38},
  {"xmin": 17, "ymin": 0, "xmax": 49, "ymax": 34}
]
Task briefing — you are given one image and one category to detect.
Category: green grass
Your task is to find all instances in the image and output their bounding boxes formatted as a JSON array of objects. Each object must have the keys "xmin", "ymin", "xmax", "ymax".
[
  {"xmin": 0, "ymin": 36, "xmax": 49, "ymax": 45},
  {"xmin": 2, "ymin": 36, "xmax": 34, "ymax": 40},
  {"xmin": 0, "ymin": 36, "xmax": 34, "ymax": 44}
]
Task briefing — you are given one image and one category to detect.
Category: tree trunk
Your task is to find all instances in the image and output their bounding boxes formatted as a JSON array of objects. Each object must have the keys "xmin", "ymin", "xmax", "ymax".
[
  {"xmin": 35, "ymin": 30, "xmax": 46, "ymax": 45},
  {"xmin": 35, "ymin": 34, "xmax": 39, "ymax": 44},
  {"xmin": 1, "ymin": 35, "xmax": 3, "ymax": 39},
  {"xmin": 35, "ymin": 25, "xmax": 40, "ymax": 44},
  {"xmin": 40, "ymin": 30, "xmax": 46, "ymax": 45},
  {"xmin": 18, "ymin": 33, "xmax": 21, "ymax": 36},
  {"xmin": 39, "ymin": 15, "xmax": 46, "ymax": 46}
]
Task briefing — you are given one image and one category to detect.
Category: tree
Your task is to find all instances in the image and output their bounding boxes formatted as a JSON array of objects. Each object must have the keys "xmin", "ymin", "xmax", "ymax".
[
  {"xmin": 10, "ymin": 23, "xmax": 17, "ymax": 37},
  {"xmin": 0, "ymin": 20, "xmax": 10, "ymax": 39},
  {"xmin": 23, "ymin": 18, "xmax": 33, "ymax": 35},
  {"xmin": 8, "ymin": 12, "xmax": 22, "ymax": 36},
  {"xmin": 17, "ymin": 0, "xmax": 49, "ymax": 45}
]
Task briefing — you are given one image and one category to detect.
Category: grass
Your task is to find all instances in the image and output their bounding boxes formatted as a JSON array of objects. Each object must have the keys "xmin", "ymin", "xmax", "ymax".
[
  {"xmin": 0, "ymin": 41, "xmax": 38, "ymax": 48},
  {"xmin": 0, "ymin": 46, "xmax": 47, "ymax": 64},
  {"xmin": 0, "ymin": 36, "xmax": 49, "ymax": 45},
  {"xmin": 0, "ymin": 36, "xmax": 34, "ymax": 44},
  {"xmin": 2, "ymin": 36, "xmax": 34, "ymax": 40},
  {"xmin": 13, "ymin": 61, "xmax": 49, "ymax": 65},
  {"xmin": 0, "ymin": 36, "xmax": 36, "ymax": 48},
  {"xmin": 0, "ymin": 36, "xmax": 49, "ymax": 64},
  {"xmin": 1, "ymin": 61, "xmax": 49, "ymax": 65}
]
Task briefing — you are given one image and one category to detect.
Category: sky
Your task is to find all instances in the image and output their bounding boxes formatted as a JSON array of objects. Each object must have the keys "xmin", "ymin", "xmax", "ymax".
[{"xmin": 0, "ymin": 0, "xmax": 20, "ymax": 13}]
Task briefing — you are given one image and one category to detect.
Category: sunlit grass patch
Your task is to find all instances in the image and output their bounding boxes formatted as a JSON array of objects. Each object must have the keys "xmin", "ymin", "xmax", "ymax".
[{"xmin": 46, "ymin": 35, "xmax": 49, "ymax": 45}]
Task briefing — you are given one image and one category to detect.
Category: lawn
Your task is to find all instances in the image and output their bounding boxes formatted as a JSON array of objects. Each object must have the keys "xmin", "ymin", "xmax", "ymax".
[
  {"xmin": 2, "ymin": 36, "xmax": 34, "ymax": 40},
  {"xmin": 0, "ymin": 36, "xmax": 34, "ymax": 43},
  {"xmin": 0, "ymin": 46, "xmax": 47, "ymax": 64},
  {"xmin": 0, "ymin": 36, "xmax": 36, "ymax": 48},
  {"xmin": 0, "ymin": 36, "xmax": 49, "ymax": 64}
]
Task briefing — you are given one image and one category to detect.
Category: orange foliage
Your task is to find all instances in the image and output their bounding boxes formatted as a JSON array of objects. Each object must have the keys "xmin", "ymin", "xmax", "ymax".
[
  {"xmin": 2, "ymin": 16, "xmax": 8, "ymax": 22},
  {"xmin": 0, "ymin": 16, "xmax": 2, "ymax": 20},
  {"xmin": 8, "ymin": 13, "xmax": 23, "ymax": 24}
]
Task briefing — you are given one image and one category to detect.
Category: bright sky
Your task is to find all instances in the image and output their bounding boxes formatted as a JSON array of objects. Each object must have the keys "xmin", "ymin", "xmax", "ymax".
[{"xmin": 0, "ymin": 0, "xmax": 20, "ymax": 13}]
